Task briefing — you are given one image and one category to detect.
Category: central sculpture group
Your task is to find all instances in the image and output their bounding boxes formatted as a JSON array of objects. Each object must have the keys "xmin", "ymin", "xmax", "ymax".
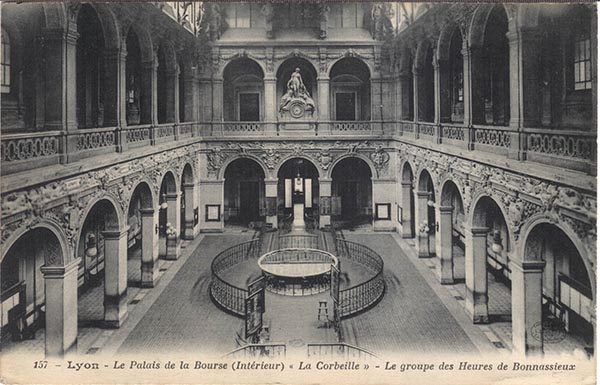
[{"xmin": 279, "ymin": 68, "xmax": 316, "ymax": 118}]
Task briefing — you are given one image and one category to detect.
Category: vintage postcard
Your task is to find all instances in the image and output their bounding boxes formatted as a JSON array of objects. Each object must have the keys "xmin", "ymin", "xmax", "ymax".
[{"xmin": 0, "ymin": 1, "xmax": 597, "ymax": 384}]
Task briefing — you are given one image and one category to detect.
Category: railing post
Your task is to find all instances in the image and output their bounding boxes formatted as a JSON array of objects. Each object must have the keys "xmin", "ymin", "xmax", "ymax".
[
  {"xmin": 508, "ymin": 130, "xmax": 527, "ymax": 161},
  {"xmin": 467, "ymin": 125, "xmax": 475, "ymax": 151},
  {"xmin": 174, "ymin": 123, "xmax": 180, "ymax": 141},
  {"xmin": 116, "ymin": 127, "xmax": 127, "ymax": 153},
  {"xmin": 149, "ymin": 125, "xmax": 156, "ymax": 146},
  {"xmin": 436, "ymin": 124, "xmax": 443, "ymax": 144}
]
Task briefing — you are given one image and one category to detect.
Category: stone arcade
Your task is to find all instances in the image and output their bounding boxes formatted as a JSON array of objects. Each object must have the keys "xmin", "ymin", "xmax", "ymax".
[{"xmin": 0, "ymin": 1, "xmax": 596, "ymax": 363}]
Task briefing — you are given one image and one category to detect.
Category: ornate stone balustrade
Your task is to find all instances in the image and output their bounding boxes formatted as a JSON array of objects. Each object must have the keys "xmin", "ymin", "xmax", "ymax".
[
  {"xmin": 472, "ymin": 125, "xmax": 512, "ymax": 154},
  {"xmin": 441, "ymin": 124, "xmax": 466, "ymax": 142},
  {"xmin": 329, "ymin": 121, "xmax": 372, "ymax": 135},
  {"xmin": 1, "ymin": 131, "xmax": 61, "ymax": 163},
  {"xmin": 221, "ymin": 122, "xmax": 264, "ymax": 136},
  {"xmin": 124, "ymin": 125, "xmax": 151, "ymax": 146},
  {"xmin": 75, "ymin": 127, "xmax": 116, "ymax": 152},
  {"xmin": 156, "ymin": 123, "xmax": 175, "ymax": 140}
]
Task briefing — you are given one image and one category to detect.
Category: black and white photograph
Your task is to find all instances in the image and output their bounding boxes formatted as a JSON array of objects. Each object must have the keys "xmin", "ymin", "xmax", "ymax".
[{"xmin": 0, "ymin": 2, "xmax": 597, "ymax": 384}]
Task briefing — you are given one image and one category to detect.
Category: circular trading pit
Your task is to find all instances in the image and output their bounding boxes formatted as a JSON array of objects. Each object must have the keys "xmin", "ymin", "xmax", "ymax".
[
  {"xmin": 210, "ymin": 235, "xmax": 384, "ymax": 318},
  {"xmin": 258, "ymin": 248, "xmax": 338, "ymax": 296}
]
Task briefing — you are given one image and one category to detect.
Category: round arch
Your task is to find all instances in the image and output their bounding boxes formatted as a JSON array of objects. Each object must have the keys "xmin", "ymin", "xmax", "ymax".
[
  {"xmin": 327, "ymin": 56, "xmax": 373, "ymax": 79},
  {"xmin": 1, "ymin": 222, "xmax": 69, "ymax": 266},
  {"xmin": 75, "ymin": 195, "xmax": 124, "ymax": 250},
  {"xmin": 467, "ymin": 192, "xmax": 515, "ymax": 247},
  {"xmin": 124, "ymin": 23, "xmax": 154, "ymax": 63},
  {"xmin": 439, "ymin": 178, "xmax": 465, "ymax": 207},
  {"xmin": 469, "ymin": 4, "xmax": 512, "ymax": 48},
  {"xmin": 275, "ymin": 155, "xmax": 323, "ymax": 179},
  {"xmin": 158, "ymin": 170, "xmax": 179, "ymax": 194},
  {"xmin": 400, "ymin": 160, "xmax": 416, "ymax": 183},
  {"xmin": 218, "ymin": 155, "xmax": 269, "ymax": 181},
  {"xmin": 327, "ymin": 154, "xmax": 376, "ymax": 180},
  {"xmin": 437, "ymin": 22, "xmax": 464, "ymax": 62},
  {"xmin": 276, "ymin": 57, "xmax": 318, "ymax": 98},
  {"xmin": 414, "ymin": 39, "xmax": 433, "ymax": 70},
  {"xmin": 42, "ymin": 3, "xmax": 67, "ymax": 31},
  {"xmin": 220, "ymin": 56, "xmax": 266, "ymax": 80},
  {"xmin": 416, "ymin": 168, "xmax": 436, "ymax": 194},
  {"xmin": 157, "ymin": 39, "xmax": 179, "ymax": 72},
  {"xmin": 181, "ymin": 163, "xmax": 195, "ymax": 185},
  {"xmin": 128, "ymin": 180, "xmax": 155, "ymax": 212},
  {"xmin": 518, "ymin": 215, "xmax": 595, "ymax": 296}
]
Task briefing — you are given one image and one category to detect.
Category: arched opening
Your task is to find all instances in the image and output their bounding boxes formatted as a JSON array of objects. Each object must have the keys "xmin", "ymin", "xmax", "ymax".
[
  {"xmin": 125, "ymin": 29, "xmax": 143, "ymax": 125},
  {"xmin": 277, "ymin": 158, "xmax": 320, "ymax": 230},
  {"xmin": 77, "ymin": 199, "xmax": 126, "ymax": 327},
  {"xmin": 538, "ymin": 5, "xmax": 593, "ymax": 129},
  {"xmin": 223, "ymin": 158, "xmax": 265, "ymax": 227},
  {"xmin": 76, "ymin": 5, "xmax": 105, "ymax": 128},
  {"xmin": 180, "ymin": 164, "xmax": 196, "ymax": 239},
  {"xmin": 158, "ymin": 172, "xmax": 179, "ymax": 259},
  {"xmin": 472, "ymin": 5, "xmax": 510, "ymax": 126},
  {"xmin": 438, "ymin": 181, "xmax": 465, "ymax": 283},
  {"xmin": 400, "ymin": 162, "xmax": 415, "ymax": 238},
  {"xmin": 276, "ymin": 57, "xmax": 318, "ymax": 112},
  {"xmin": 523, "ymin": 223, "xmax": 594, "ymax": 354},
  {"xmin": 440, "ymin": 26, "xmax": 464, "ymax": 123},
  {"xmin": 415, "ymin": 170, "xmax": 436, "ymax": 257},
  {"xmin": 157, "ymin": 44, "xmax": 177, "ymax": 124},
  {"xmin": 1, "ymin": 228, "xmax": 61, "ymax": 351},
  {"xmin": 468, "ymin": 196, "xmax": 511, "ymax": 329},
  {"xmin": 331, "ymin": 157, "xmax": 372, "ymax": 229},
  {"xmin": 416, "ymin": 41, "xmax": 435, "ymax": 123},
  {"xmin": 329, "ymin": 58, "xmax": 371, "ymax": 121},
  {"xmin": 127, "ymin": 183, "xmax": 155, "ymax": 288},
  {"xmin": 223, "ymin": 58, "xmax": 264, "ymax": 122}
]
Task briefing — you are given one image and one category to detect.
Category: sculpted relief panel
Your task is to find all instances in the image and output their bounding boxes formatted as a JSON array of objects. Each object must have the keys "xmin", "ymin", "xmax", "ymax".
[
  {"xmin": 397, "ymin": 142, "xmax": 597, "ymax": 262},
  {"xmin": 205, "ymin": 140, "xmax": 392, "ymax": 179},
  {"xmin": 1, "ymin": 145, "xmax": 200, "ymax": 258}
]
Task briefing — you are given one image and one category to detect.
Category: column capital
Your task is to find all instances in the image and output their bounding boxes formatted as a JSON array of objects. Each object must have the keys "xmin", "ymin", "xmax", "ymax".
[
  {"xmin": 416, "ymin": 190, "xmax": 430, "ymax": 198},
  {"xmin": 468, "ymin": 226, "xmax": 489, "ymax": 236},
  {"xmin": 41, "ymin": 258, "xmax": 81, "ymax": 278},
  {"xmin": 401, "ymin": 181, "xmax": 412, "ymax": 187},
  {"xmin": 317, "ymin": 76, "xmax": 330, "ymax": 82},
  {"xmin": 264, "ymin": 76, "xmax": 277, "ymax": 82},
  {"xmin": 101, "ymin": 227, "xmax": 130, "ymax": 239},
  {"xmin": 139, "ymin": 208, "xmax": 155, "ymax": 216},
  {"xmin": 182, "ymin": 182, "xmax": 195, "ymax": 189},
  {"xmin": 510, "ymin": 259, "xmax": 546, "ymax": 273},
  {"xmin": 165, "ymin": 192, "xmax": 181, "ymax": 199},
  {"xmin": 438, "ymin": 205, "xmax": 454, "ymax": 213}
]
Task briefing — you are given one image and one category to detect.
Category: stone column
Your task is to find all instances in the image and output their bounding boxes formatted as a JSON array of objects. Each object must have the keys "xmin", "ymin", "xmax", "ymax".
[
  {"xmin": 319, "ymin": 178, "xmax": 332, "ymax": 229},
  {"xmin": 433, "ymin": 59, "xmax": 442, "ymax": 125},
  {"xmin": 461, "ymin": 41, "xmax": 473, "ymax": 128},
  {"xmin": 104, "ymin": 48, "xmax": 126, "ymax": 128},
  {"xmin": 40, "ymin": 259, "xmax": 80, "ymax": 357},
  {"xmin": 511, "ymin": 259, "xmax": 545, "ymax": 356},
  {"xmin": 399, "ymin": 73, "xmax": 412, "ymax": 120},
  {"xmin": 412, "ymin": 66, "xmax": 421, "ymax": 123},
  {"xmin": 44, "ymin": 29, "xmax": 78, "ymax": 132},
  {"xmin": 317, "ymin": 76, "xmax": 330, "ymax": 122},
  {"xmin": 181, "ymin": 71, "xmax": 198, "ymax": 123},
  {"xmin": 165, "ymin": 192, "xmax": 181, "ymax": 259},
  {"xmin": 414, "ymin": 190, "xmax": 430, "ymax": 257},
  {"xmin": 264, "ymin": 76, "xmax": 277, "ymax": 133},
  {"xmin": 102, "ymin": 229, "xmax": 129, "ymax": 328},
  {"xmin": 465, "ymin": 226, "xmax": 489, "ymax": 323},
  {"xmin": 182, "ymin": 183, "xmax": 196, "ymax": 240},
  {"xmin": 140, "ymin": 209, "xmax": 159, "ymax": 288},
  {"xmin": 436, "ymin": 205, "xmax": 454, "ymax": 284},
  {"xmin": 212, "ymin": 77, "xmax": 224, "ymax": 121},
  {"xmin": 265, "ymin": 179, "xmax": 278, "ymax": 229},
  {"xmin": 165, "ymin": 69, "xmax": 180, "ymax": 123},
  {"xmin": 400, "ymin": 181, "xmax": 414, "ymax": 238},
  {"xmin": 199, "ymin": 78, "xmax": 212, "ymax": 123},
  {"xmin": 140, "ymin": 59, "xmax": 157, "ymax": 125}
]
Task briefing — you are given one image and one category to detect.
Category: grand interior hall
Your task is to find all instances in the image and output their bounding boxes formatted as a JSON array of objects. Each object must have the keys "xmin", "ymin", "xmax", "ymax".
[{"xmin": 0, "ymin": 1, "xmax": 597, "ymax": 370}]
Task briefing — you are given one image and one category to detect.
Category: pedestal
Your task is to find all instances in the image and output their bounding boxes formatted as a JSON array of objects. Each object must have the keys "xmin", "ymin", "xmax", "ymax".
[
  {"xmin": 511, "ymin": 260, "xmax": 545, "ymax": 356},
  {"xmin": 436, "ymin": 206, "xmax": 454, "ymax": 284},
  {"xmin": 41, "ymin": 259, "xmax": 80, "ymax": 357},
  {"xmin": 465, "ymin": 227, "xmax": 489, "ymax": 324},
  {"xmin": 102, "ymin": 229, "xmax": 129, "ymax": 328},
  {"xmin": 165, "ymin": 236, "xmax": 180, "ymax": 260},
  {"xmin": 140, "ymin": 209, "xmax": 158, "ymax": 288},
  {"xmin": 292, "ymin": 203, "xmax": 306, "ymax": 232}
]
